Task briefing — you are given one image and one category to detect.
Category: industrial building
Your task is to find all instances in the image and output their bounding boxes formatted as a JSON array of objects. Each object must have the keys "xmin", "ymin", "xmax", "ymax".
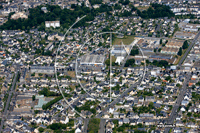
[
  {"xmin": 161, "ymin": 39, "xmax": 184, "ymax": 55},
  {"xmin": 174, "ymin": 31, "xmax": 196, "ymax": 40},
  {"xmin": 161, "ymin": 47, "xmax": 179, "ymax": 55},
  {"xmin": 149, "ymin": 55, "xmax": 173, "ymax": 61},
  {"xmin": 137, "ymin": 37, "xmax": 160, "ymax": 49},
  {"xmin": 165, "ymin": 40, "xmax": 184, "ymax": 48},
  {"xmin": 183, "ymin": 24, "xmax": 200, "ymax": 32},
  {"xmin": 111, "ymin": 45, "xmax": 127, "ymax": 56},
  {"xmin": 80, "ymin": 55, "xmax": 105, "ymax": 66},
  {"xmin": 30, "ymin": 66, "xmax": 54, "ymax": 74}
]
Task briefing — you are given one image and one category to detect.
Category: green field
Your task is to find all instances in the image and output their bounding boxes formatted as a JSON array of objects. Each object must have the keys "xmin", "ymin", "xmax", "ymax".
[
  {"xmin": 88, "ymin": 118, "xmax": 100, "ymax": 133},
  {"xmin": 113, "ymin": 35, "xmax": 134, "ymax": 45}
]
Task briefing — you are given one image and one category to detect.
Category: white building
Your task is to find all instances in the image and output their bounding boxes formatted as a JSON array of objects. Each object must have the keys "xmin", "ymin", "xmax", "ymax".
[
  {"xmin": 45, "ymin": 21, "xmax": 60, "ymax": 28},
  {"xmin": 115, "ymin": 56, "xmax": 124, "ymax": 65}
]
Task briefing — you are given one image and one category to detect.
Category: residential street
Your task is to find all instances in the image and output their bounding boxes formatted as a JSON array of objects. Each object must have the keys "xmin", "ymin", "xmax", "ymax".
[
  {"xmin": 164, "ymin": 73, "xmax": 191, "ymax": 133},
  {"xmin": 0, "ymin": 65, "xmax": 19, "ymax": 133}
]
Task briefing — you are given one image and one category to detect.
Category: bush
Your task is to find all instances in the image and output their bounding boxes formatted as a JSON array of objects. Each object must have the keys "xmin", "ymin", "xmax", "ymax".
[{"xmin": 38, "ymin": 127, "xmax": 44, "ymax": 133}]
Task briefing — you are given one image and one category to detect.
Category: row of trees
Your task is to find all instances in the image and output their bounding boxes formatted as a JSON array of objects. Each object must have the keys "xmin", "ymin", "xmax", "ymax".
[
  {"xmin": 152, "ymin": 60, "xmax": 169, "ymax": 68},
  {"xmin": 146, "ymin": 59, "xmax": 169, "ymax": 68},
  {"xmin": 178, "ymin": 40, "xmax": 188, "ymax": 56},
  {"xmin": 38, "ymin": 88, "xmax": 60, "ymax": 97},
  {"xmin": 42, "ymin": 93, "xmax": 71, "ymax": 110},
  {"xmin": 47, "ymin": 120, "xmax": 74, "ymax": 130}
]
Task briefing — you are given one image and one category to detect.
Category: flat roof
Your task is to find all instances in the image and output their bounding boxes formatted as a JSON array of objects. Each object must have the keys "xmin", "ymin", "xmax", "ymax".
[
  {"xmin": 31, "ymin": 66, "xmax": 54, "ymax": 70},
  {"xmin": 150, "ymin": 55, "xmax": 172, "ymax": 60},
  {"xmin": 80, "ymin": 55, "xmax": 105, "ymax": 65}
]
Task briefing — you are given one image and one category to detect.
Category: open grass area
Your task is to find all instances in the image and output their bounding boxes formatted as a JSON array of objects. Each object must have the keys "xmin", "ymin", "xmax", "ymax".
[
  {"xmin": 88, "ymin": 118, "xmax": 100, "ymax": 133},
  {"xmin": 137, "ymin": 6, "xmax": 150, "ymax": 11},
  {"xmin": 111, "ymin": 56, "xmax": 116, "ymax": 62},
  {"xmin": 69, "ymin": 85, "xmax": 75, "ymax": 90},
  {"xmin": 80, "ymin": 80, "xmax": 86, "ymax": 84},
  {"xmin": 67, "ymin": 71, "xmax": 75, "ymax": 78},
  {"xmin": 113, "ymin": 35, "xmax": 135, "ymax": 45}
]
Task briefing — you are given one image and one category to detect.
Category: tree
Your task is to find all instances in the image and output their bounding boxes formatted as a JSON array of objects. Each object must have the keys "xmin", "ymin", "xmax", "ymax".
[
  {"xmin": 165, "ymin": 76, "xmax": 171, "ymax": 81},
  {"xmin": 178, "ymin": 47, "xmax": 182, "ymax": 56},
  {"xmin": 0, "ymin": 4, "xmax": 96, "ymax": 30},
  {"xmin": 119, "ymin": 76, "xmax": 123, "ymax": 82},
  {"xmin": 148, "ymin": 102, "xmax": 154, "ymax": 109},
  {"xmin": 89, "ymin": 0, "xmax": 102, "ymax": 5},
  {"xmin": 125, "ymin": 59, "xmax": 135, "ymax": 67},
  {"xmin": 137, "ymin": 3, "xmax": 174, "ymax": 19},
  {"xmin": 182, "ymin": 40, "xmax": 188, "ymax": 49},
  {"xmin": 130, "ymin": 48, "xmax": 139, "ymax": 56},
  {"xmin": 187, "ymin": 112, "xmax": 192, "ymax": 117},
  {"xmin": 23, "ymin": 84, "xmax": 26, "ymax": 88},
  {"xmin": 38, "ymin": 127, "xmax": 44, "ymax": 133},
  {"xmin": 192, "ymin": 85, "xmax": 196, "ymax": 89},
  {"xmin": 176, "ymin": 83, "xmax": 181, "ymax": 87},
  {"xmin": 119, "ymin": 0, "xmax": 130, "ymax": 5},
  {"xmin": 152, "ymin": 60, "xmax": 168, "ymax": 68},
  {"xmin": 32, "ymin": 95, "xmax": 35, "ymax": 101},
  {"xmin": 160, "ymin": 39, "xmax": 162, "ymax": 44},
  {"xmin": 146, "ymin": 60, "xmax": 150, "ymax": 64},
  {"xmin": 154, "ymin": 49, "xmax": 157, "ymax": 53}
]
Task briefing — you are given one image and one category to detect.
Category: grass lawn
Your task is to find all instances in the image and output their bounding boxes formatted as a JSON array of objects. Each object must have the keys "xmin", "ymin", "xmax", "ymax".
[
  {"xmin": 80, "ymin": 80, "xmax": 86, "ymax": 84},
  {"xmin": 88, "ymin": 118, "xmax": 100, "ymax": 133},
  {"xmin": 69, "ymin": 85, "xmax": 75, "ymax": 90},
  {"xmin": 111, "ymin": 56, "xmax": 116, "ymax": 62},
  {"xmin": 67, "ymin": 71, "xmax": 75, "ymax": 78},
  {"xmin": 137, "ymin": 6, "xmax": 150, "ymax": 11},
  {"xmin": 113, "ymin": 35, "xmax": 135, "ymax": 45}
]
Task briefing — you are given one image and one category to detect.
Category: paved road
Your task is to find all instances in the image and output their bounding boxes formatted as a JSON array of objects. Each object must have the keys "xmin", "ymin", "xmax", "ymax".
[
  {"xmin": 0, "ymin": 66, "xmax": 19, "ymax": 132},
  {"xmin": 163, "ymin": 31, "xmax": 200, "ymax": 133},
  {"xmin": 83, "ymin": 118, "xmax": 89, "ymax": 133},
  {"xmin": 99, "ymin": 119, "xmax": 106, "ymax": 133},
  {"xmin": 119, "ymin": 39, "xmax": 138, "ymax": 71},
  {"xmin": 178, "ymin": 31, "xmax": 200, "ymax": 66},
  {"xmin": 96, "ymin": 78, "xmax": 142, "ymax": 118},
  {"xmin": 164, "ymin": 73, "xmax": 191, "ymax": 133}
]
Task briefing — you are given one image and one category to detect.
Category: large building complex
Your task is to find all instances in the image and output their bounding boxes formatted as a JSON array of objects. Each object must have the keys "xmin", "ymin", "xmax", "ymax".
[
  {"xmin": 161, "ymin": 40, "xmax": 184, "ymax": 55},
  {"xmin": 30, "ymin": 66, "xmax": 54, "ymax": 74},
  {"xmin": 80, "ymin": 55, "xmax": 105, "ymax": 66}
]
